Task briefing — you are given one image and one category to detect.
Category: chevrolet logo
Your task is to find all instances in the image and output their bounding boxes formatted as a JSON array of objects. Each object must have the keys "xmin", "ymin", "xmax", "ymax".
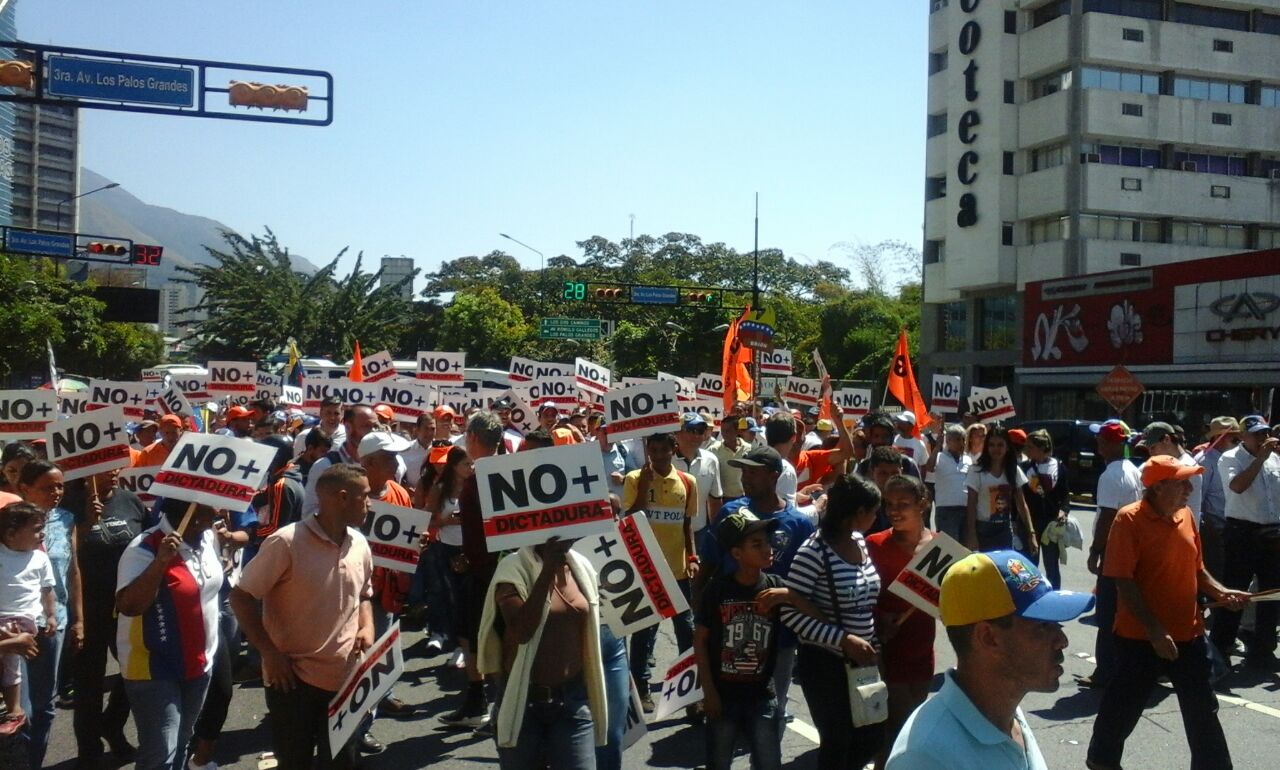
[{"xmin": 1209, "ymin": 292, "xmax": 1280, "ymax": 323}]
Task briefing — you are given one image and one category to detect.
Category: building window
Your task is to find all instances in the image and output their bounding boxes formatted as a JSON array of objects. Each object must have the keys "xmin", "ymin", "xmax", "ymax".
[
  {"xmin": 1005, "ymin": 11, "xmax": 1017, "ymax": 33},
  {"xmin": 928, "ymin": 50, "xmax": 948, "ymax": 75},
  {"xmin": 1082, "ymin": 142, "xmax": 1162, "ymax": 168},
  {"xmin": 924, "ymin": 240, "xmax": 945, "ymax": 265},
  {"xmin": 1120, "ymin": 253, "xmax": 1142, "ymax": 266},
  {"xmin": 1210, "ymin": 185, "xmax": 1230, "ymax": 198},
  {"xmin": 1029, "ymin": 216, "xmax": 1070, "ymax": 244},
  {"xmin": 1004, "ymin": 80, "xmax": 1015, "ymax": 104},
  {"xmin": 941, "ymin": 302, "xmax": 967, "ymax": 352},
  {"xmin": 1260, "ymin": 13, "xmax": 1280, "ymax": 36},
  {"xmin": 1171, "ymin": 3, "xmax": 1249, "ymax": 32},
  {"xmin": 1121, "ymin": 103, "xmax": 1144, "ymax": 116},
  {"xmin": 980, "ymin": 296, "xmax": 1017, "ymax": 352},
  {"xmin": 1212, "ymin": 39, "xmax": 1233, "ymax": 53},
  {"xmin": 1122, "ymin": 28, "xmax": 1145, "ymax": 41},
  {"xmin": 1002, "ymin": 222, "xmax": 1014, "ymax": 246},
  {"xmin": 1173, "ymin": 76, "xmax": 1246, "ymax": 103},
  {"xmin": 1032, "ymin": 70, "xmax": 1072, "ymax": 99},
  {"xmin": 1033, "ymin": 1, "xmax": 1069, "ymax": 28},
  {"xmin": 1262, "ymin": 87, "xmax": 1280, "ymax": 108},
  {"xmin": 1170, "ymin": 221, "xmax": 1247, "ymax": 248},
  {"xmin": 1078, "ymin": 214, "xmax": 1162, "ymax": 242},
  {"xmin": 1084, "ymin": 0, "xmax": 1162, "ymax": 21},
  {"xmin": 38, "ymin": 124, "xmax": 73, "ymax": 139},
  {"xmin": 1032, "ymin": 143, "xmax": 1067, "ymax": 171},
  {"xmin": 1259, "ymin": 228, "xmax": 1280, "ymax": 249},
  {"xmin": 1003, "ymin": 152, "xmax": 1015, "ymax": 175},
  {"xmin": 1081, "ymin": 67, "xmax": 1161, "ymax": 95},
  {"xmin": 1172, "ymin": 150, "xmax": 1245, "ymax": 175},
  {"xmin": 1121, "ymin": 177, "xmax": 1142, "ymax": 191},
  {"xmin": 926, "ymin": 113, "xmax": 947, "ymax": 138},
  {"xmin": 925, "ymin": 176, "xmax": 947, "ymax": 201},
  {"xmin": 1211, "ymin": 112, "xmax": 1232, "ymax": 125},
  {"xmin": 36, "ymin": 167, "xmax": 72, "ymax": 183}
]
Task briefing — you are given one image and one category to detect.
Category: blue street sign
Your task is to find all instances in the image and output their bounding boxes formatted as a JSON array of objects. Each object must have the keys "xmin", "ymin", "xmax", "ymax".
[
  {"xmin": 632, "ymin": 286, "xmax": 679, "ymax": 305},
  {"xmin": 4, "ymin": 228, "xmax": 74, "ymax": 258},
  {"xmin": 46, "ymin": 55, "xmax": 195, "ymax": 108}
]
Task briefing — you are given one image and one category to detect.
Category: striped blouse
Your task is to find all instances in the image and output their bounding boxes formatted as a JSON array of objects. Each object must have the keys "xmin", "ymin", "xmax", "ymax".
[{"xmin": 784, "ymin": 532, "xmax": 881, "ymax": 652}]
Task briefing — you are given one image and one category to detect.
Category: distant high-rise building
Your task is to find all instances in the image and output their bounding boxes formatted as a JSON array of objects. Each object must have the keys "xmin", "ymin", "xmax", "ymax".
[
  {"xmin": 158, "ymin": 282, "xmax": 206, "ymax": 337},
  {"xmin": 0, "ymin": 0, "xmax": 19, "ymax": 227},
  {"xmin": 380, "ymin": 256, "xmax": 415, "ymax": 301},
  {"xmin": 10, "ymin": 100, "xmax": 78, "ymax": 231}
]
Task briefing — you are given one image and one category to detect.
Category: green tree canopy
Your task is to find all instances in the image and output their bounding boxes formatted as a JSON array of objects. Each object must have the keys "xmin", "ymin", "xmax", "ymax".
[{"xmin": 438, "ymin": 287, "xmax": 533, "ymax": 367}]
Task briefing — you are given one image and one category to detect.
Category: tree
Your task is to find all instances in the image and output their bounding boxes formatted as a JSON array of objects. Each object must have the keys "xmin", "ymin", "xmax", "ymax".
[
  {"xmin": 61, "ymin": 323, "xmax": 167, "ymax": 379},
  {"xmin": 438, "ymin": 287, "xmax": 532, "ymax": 367},
  {"xmin": 0, "ymin": 254, "xmax": 107, "ymax": 383}
]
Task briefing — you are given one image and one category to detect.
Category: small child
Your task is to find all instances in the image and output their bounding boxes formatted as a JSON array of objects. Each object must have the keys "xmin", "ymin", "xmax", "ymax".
[
  {"xmin": 0, "ymin": 502, "xmax": 57, "ymax": 732},
  {"xmin": 693, "ymin": 508, "xmax": 823, "ymax": 770}
]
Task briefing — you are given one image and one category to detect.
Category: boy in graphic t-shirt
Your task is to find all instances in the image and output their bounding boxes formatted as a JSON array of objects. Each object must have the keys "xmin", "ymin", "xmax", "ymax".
[{"xmin": 694, "ymin": 509, "xmax": 822, "ymax": 770}]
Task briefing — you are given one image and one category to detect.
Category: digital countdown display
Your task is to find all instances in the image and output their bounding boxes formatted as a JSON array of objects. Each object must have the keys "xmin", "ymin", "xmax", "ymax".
[
  {"xmin": 131, "ymin": 244, "xmax": 164, "ymax": 267},
  {"xmin": 563, "ymin": 280, "xmax": 586, "ymax": 301}
]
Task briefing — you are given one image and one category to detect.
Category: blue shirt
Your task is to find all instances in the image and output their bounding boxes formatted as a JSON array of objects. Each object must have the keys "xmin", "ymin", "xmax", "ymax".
[
  {"xmin": 886, "ymin": 670, "xmax": 1047, "ymax": 770},
  {"xmin": 698, "ymin": 497, "xmax": 815, "ymax": 579},
  {"xmin": 43, "ymin": 507, "xmax": 75, "ymax": 629}
]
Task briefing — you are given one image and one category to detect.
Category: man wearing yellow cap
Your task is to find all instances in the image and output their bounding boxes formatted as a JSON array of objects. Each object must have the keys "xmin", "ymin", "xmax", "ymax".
[
  {"xmin": 886, "ymin": 550, "xmax": 1094, "ymax": 769},
  {"xmin": 1086, "ymin": 455, "xmax": 1250, "ymax": 770}
]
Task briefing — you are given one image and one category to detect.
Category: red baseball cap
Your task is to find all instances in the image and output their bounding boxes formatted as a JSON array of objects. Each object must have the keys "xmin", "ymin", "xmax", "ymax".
[
  {"xmin": 433, "ymin": 405, "xmax": 456, "ymax": 420},
  {"xmin": 1094, "ymin": 423, "xmax": 1128, "ymax": 443},
  {"xmin": 226, "ymin": 406, "xmax": 252, "ymax": 420},
  {"xmin": 158, "ymin": 414, "xmax": 184, "ymax": 428}
]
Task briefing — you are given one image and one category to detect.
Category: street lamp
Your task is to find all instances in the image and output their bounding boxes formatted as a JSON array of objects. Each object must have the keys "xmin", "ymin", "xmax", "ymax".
[
  {"xmin": 56, "ymin": 182, "xmax": 120, "ymax": 232},
  {"xmin": 499, "ymin": 233, "xmax": 545, "ymax": 304},
  {"xmin": 664, "ymin": 321, "xmax": 688, "ymax": 334}
]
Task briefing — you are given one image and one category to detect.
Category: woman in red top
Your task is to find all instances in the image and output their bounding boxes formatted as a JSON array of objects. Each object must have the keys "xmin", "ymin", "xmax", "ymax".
[{"xmin": 865, "ymin": 474, "xmax": 936, "ymax": 770}]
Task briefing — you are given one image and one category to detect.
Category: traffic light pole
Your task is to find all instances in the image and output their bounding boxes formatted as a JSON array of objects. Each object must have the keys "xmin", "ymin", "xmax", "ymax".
[{"xmin": 751, "ymin": 193, "xmax": 761, "ymax": 403}]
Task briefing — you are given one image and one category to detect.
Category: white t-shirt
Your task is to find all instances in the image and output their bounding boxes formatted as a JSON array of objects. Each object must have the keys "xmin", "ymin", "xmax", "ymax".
[
  {"xmin": 965, "ymin": 465, "xmax": 1028, "ymax": 523},
  {"xmin": 674, "ymin": 448, "xmax": 725, "ymax": 532},
  {"xmin": 401, "ymin": 439, "xmax": 432, "ymax": 488},
  {"xmin": 1096, "ymin": 459, "xmax": 1144, "ymax": 512},
  {"xmin": 1218, "ymin": 445, "xmax": 1280, "ymax": 524},
  {"xmin": 0, "ymin": 545, "xmax": 54, "ymax": 620},
  {"xmin": 292, "ymin": 424, "xmax": 346, "ymax": 456},
  {"xmin": 933, "ymin": 451, "xmax": 972, "ymax": 508},
  {"xmin": 777, "ymin": 458, "xmax": 798, "ymax": 504},
  {"xmin": 893, "ymin": 435, "xmax": 930, "ymax": 465},
  {"xmin": 437, "ymin": 497, "xmax": 464, "ymax": 547}
]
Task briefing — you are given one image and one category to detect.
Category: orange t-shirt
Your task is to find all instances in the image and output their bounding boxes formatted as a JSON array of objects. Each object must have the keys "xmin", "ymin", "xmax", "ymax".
[
  {"xmin": 379, "ymin": 480, "xmax": 413, "ymax": 507},
  {"xmin": 796, "ymin": 449, "xmax": 837, "ymax": 486},
  {"xmin": 552, "ymin": 427, "xmax": 580, "ymax": 446},
  {"xmin": 132, "ymin": 441, "xmax": 171, "ymax": 468},
  {"xmin": 1103, "ymin": 499, "xmax": 1205, "ymax": 642}
]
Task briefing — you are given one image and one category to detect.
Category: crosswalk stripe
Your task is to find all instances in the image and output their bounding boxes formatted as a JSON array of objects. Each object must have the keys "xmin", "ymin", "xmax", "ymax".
[{"xmin": 786, "ymin": 716, "xmax": 821, "ymax": 744}]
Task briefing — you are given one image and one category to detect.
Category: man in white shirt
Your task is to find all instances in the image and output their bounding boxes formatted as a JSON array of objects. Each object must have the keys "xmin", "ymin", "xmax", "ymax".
[
  {"xmin": 932, "ymin": 425, "xmax": 972, "ymax": 541},
  {"xmin": 764, "ymin": 413, "xmax": 799, "ymax": 504},
  {"xmin": 1211, "ymin": 415, "xmax": 1280, "ymax": 664},
  {"xmin": 292, "ymin": 396, "xmax": 346, "ymax": 455},
  {"xmin": 674, "ymin": 413, "xmax": 724, "ymax": 532},
  {"xmin": 399, "ymin": 414, "xmax": 436, "ymax": 491},
  {"xmin": 891, "ymin": 412, "xmax": 930, "ymax": 466}
]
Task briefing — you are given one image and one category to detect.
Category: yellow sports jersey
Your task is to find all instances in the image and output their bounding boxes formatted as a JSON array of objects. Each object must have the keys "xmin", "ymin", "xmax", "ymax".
[{"xmin": 623, "ymin": 467, "xmax": 697, "ymax": 578}]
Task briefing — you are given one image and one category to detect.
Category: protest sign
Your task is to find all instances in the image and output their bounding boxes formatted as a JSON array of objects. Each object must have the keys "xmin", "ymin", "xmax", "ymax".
[
  {"xmin": 695, "ymin": 372, "xmax": 723, "ymax": 400},
  {"xmin": 657, "ymin": 372, "xmax": 696, "ymax": 403},
  {"xmin": 254, "ymin": 371, "xmax": 283, "ymax": 402},
  {"xmin": 783, "ymin": 377, "xmax": 822, "ymax": 406},
  {"xmin": 886, "ymin": 533, "xmax": 971, "ymax": 618},
  {"xmin": 603, "ymin": 381, "xmax": 680, "ymax": 443},
  {"xmin": 835, "ymin": 388, "xmax": 872, "ymax": 419},
  {"xmin": 619, "ymin": 377, "xmax": 657, "ymax": 388},
  {"xmin": 415, "ymin": 351, "xmax": 465, "ymax": 383},
  {"xmin": 117, "ymin": 467, "xmax": 158, "ymax": 505},
  {"xmin": 87, "ymin": 380, "xmax": 150, "ymax": 420},
  {"xmin": 376, "ymin": 379, "xmax": 435, "ymax": 423},
  {"xmin": 173, "ymin": 374, "xmax": 211, "ymax": 402},
  {"xmin": 140, "ymin": 367, "xmax": 168, "ymax": 382},
  {"xmin": 154, "ymin": 385, "xmax": 195, "ymax": 422},
  {"xmin": 574, "ymin": 357, "xmax": 611, "ymax": 397},
  {"xmin": 438, "ymin": 387, "xmax": 482, "ymax": 416},
  {"xmin": 149, "ymin": 433, "xmax": 276, "ymax": 510},
  {"xmin": 361, "ymin": 501, "xmax": 430, "ymax": 573},
  {"xmin": 526, "ymin": 376, "xmax": 578, "ymax": 409},
  {"xmin": 622, "ymin": 677, "xmax": 647, "ymax": 749},
  {"xmin": 44, "ymin": 407, "xmax": 132, "ymax": 481},
  {"xmin": 360, "ymin": 349, "xmax": 398, "ymax": 382},
  {"xmin": 812, "ymin": 349, "xmax": 830, "ymax": 379},
  {"xmin": 931, "ymin": 375, "xmax": 962, "ymax": 414},
  {"xmin": 654, "ymin": 651, "xmax": 703, "ymax": 721},
  {"xmin": 509, "ymin": 356, "xmax": 571, "ymax": 383},
  {"xmin": 207, "ymin": 361, "xmax": 257, "ymax": 397},
  {"xmin": 59, "ymin": 394, "xmax": 88, "ymax": 415},
  {"xmin": 301, "ymin": 379, "xmax": 381, "ymax": 415},
  {"xmin": 573, "ymin": 514, "xmax": 690, "ymax": 636},
  {"xmin": 475, "ymin": 443, "xmax": 614, "ymax": 552},
  {"xmin": 759, "ymin": 349, "xmax": 793, "ymax": 376},
  {"xmin": 500, "ymin": 389, "xmax": 537, "ymax": 436},
  {"xmin": 0, "ymin": 390, "xmax": 57, "ymax": 440},
  {"xmin": 280, "ymin": 386, "xmax": 304, "ymax": 408},
  {"xmin": 691, "ymin": 398, "xmax": 725, "ymax": 427},
  {"xmin": 969, "ymin": 386, "xmax": 1016, "ymax": 423},
  {"xmin": 328, "ymin": 623, "xmax": 403, "ymax": 756}
]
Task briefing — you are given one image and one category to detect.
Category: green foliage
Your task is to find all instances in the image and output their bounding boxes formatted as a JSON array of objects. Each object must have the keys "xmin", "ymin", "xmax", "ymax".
[{"xmin": 438, "ymin": 287, "xmax": 533, "ymax": 367}]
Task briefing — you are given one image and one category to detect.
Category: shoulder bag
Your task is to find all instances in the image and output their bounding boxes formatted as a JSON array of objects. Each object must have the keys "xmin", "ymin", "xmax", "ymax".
[{"xmin": 821, "ymin": 538, "xmax": 888, "ymax": 727}]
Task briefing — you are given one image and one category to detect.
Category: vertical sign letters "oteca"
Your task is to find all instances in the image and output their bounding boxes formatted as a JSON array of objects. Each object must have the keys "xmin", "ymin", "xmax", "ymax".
[
  {"xmin": 44, "ymin": 406, "xmax": 133, "ymax": 481},
  {"xmin": 149, "ymin": 433, "xmax": 277, "ymax": 510},
  {"xmin": 603, "ymin": 381, "xmax": 681, "ymax": 443},
  {"xmin": 328, "ymin": 624, "xmax": 403, "ymax": 756},
  {"xmin": 956, "ymin": 0, "xmax": 983, "ymax": 227},
  {"xmin": 476, "ymin": 443, "xmax": 614, "ymax": 552},
  {"xmin": 0, "ymin": 390, "xmax": 57, "ymax": 441}
]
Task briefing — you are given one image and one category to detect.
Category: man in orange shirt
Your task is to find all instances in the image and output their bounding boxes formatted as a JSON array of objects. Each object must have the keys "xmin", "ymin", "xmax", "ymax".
[
  {"xmin": 132, "ymin": 415, "xmax": 184, "ymax": 468},
  {"xmin": 1086, "ymin": 456, "xmax": 1250, "ymax": 770}
]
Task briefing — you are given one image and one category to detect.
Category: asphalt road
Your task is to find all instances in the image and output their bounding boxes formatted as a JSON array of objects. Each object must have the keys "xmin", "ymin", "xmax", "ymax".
[{"xmin": 40, "ymin": 503, "xmax": 1280, "ymax": 769}]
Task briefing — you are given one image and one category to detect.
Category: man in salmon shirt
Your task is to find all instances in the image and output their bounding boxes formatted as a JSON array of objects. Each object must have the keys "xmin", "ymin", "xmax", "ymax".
[{"xmin": 133, "ymin": 414, "xmax": 184, "ymax": 468}]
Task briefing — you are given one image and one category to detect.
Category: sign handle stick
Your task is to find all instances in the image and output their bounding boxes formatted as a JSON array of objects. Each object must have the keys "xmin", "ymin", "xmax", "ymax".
[
  {"xmin": 89, "ymin": 477, "xmax": 98, "ymax": 500},
  {"xmin": 1204, "ymin": 587, "xmax": 1280, "ymax": 608},
  {"xmin": 175, "ymin": 500, "xmax": 198, "ymax": 538}
]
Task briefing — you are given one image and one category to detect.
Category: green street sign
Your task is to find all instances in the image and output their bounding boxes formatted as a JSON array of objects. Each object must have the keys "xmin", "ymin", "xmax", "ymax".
[{"xmin": 540, "ymin": 317, "xmax": 602, "ymax": 340}]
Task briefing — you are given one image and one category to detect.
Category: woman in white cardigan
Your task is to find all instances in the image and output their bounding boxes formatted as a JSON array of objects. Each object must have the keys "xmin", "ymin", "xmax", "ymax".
[{"xmin": 478, "ymin": 537, "xmax": 607, "ymax": 769}]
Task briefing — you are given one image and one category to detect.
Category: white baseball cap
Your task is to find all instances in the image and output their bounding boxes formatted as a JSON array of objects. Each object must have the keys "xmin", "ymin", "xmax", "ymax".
[
  {"xmin": 892, "ymin": 411, "xmax": 917, "ymax": 426},
  {"xmin": 358, "ymin": 431, "xmax": 414, "ymax": 458}
]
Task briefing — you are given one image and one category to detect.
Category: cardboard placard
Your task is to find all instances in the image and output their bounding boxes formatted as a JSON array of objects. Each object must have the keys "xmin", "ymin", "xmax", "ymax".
[
  {"xmin": 0, "ymin": 390, "xmax": 57, "ymax": 440},
  {"xmin": 44, "ymin": 407, "xmax": 132, "ymax": 481},
  {"xmin": 415, "ymin": 351, "xmax": 466, "ymax": 383},
  {"xmin": 87, "ymin": 379, "xmax": 150, "ymax": 420},
  {"xmin": 438, "ymin": 387, "xmax": 481, "ymax": 416},
  {"xmin": 475, "ymin": 443, "xmax": 614, "ymax": 552},
  {"xmin": 206, "ymin": 361, "xmax": 257, "ymax": 396},
  {"xmin": 376, "ymin": 379, "xmax": 436, "ymax": 423},
  {"xmin": 59, "ymin": 394, "xmax": 88, "ymax": 415},
  {"xmin": 509, "ymin": 356, "xmax": 571, "ymax": 383},
  {"xmin": 327, "ymin": 624, "xmax": 403, "ymax": 756},
  {"xmin": 931, "ymin": 375, "xmax": 962, "ymax": 414},
  {"xmin": 574, "ymin": 357, "xmax": 611, "ymax": 397},
  {"xmin": 301, "ymin": 379, "xmax": 381, "ymax": 415},
  {"xmin": 783, "ymin": 377, "xmax": 822, "ymax": 406},
  {"xmin": 500, "ymin": 389, "xmax": 538, "ymax": 436},
  {"xmin": 885, "ymin": 532, "xmax": 971, "ymax": 618},
  {"xmin": 619, "ymin": 377, "xmax": 658, "ymax": 388},
  {"xmin": 657, "ymin": 372, "xmax": 696, "ymax": 403},
  {"xmin": 691, "ymin": 398, "xmax": 725, "ymax": 428},
  {"xmin": 255, "ymin": 371, "xmax": 284, "ymax": 401},
  {"xmin": 835, "ymin": 388, "xmax": 872, "ymax": 418},
  {"xmin": 117, "ymin": 466, "xmax": 158, "ymax": 504},
  {"xmin": 653, "ymin": 650, "xmax": 703, "ymax": 721},
  {"xmin": 622, "ymin": 675, "xmax": 647, "ymax": 749},
  {"xmin": 525, "ymin": 376, "xmax": 578, "ymax": 409},
  {"xmin": 280, "ymin": 386, "xmax": 304, "ymax": 408},
  {"xmin": 361, "ymin": 500, "xmax": 430, "ymax": 573},
  {"xmin": 694, "ymin": 372, "xmax": 723, "ymax": 400},
  {"xmin": 154, "ymin": 385, "xmax": 195, "ymax": 422},
  {"xmin": 603, "ymin": 381, "xmax": 681, "ymax": 443},
  {"xmin": 149, "ymin": 433, "xmax": 277, "ymax": 510},
  {"xmin": 573, "ymin": 514, "xmax": 690, "ymax": 636},
  {"xmin": 360, "ymin": 349, "xmax": 398, "ymax": 383},
  {"xmin": 759, "ymin": 349, "xmax": 793, "ymax": 376},
  {"xmin": 969, "ymin": 386, "xmax": 1016, "ymax": 423},
  {"xmin": 172, "ymin": 374, "xmax": 211, "ymax": 402},
  {"xmin": 140, "ymin": 367, "xmax": 168, "ymax": 382}
]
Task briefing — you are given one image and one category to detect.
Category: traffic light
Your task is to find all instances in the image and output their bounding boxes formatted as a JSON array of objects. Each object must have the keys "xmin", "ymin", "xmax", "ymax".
[
  {"xmin": 685, "ymin": 291, "xmax": 717, "ymax": 304},
  {"xmin": 594, "ymin": 287, "xmax": 625, "ymax": 300},
  {"xmin": 0, "ymin": 60, "xmax": 34, "ymax": 90},
  {"xmin": 87, "ymin": 242, "xmax": 127, "ymax": 256},
  {"xmin": 131, "ymin": 244, "xmax": 164, "ymax": 267},
  {"xmin": 227, "ymin": 81, "xmax": 309, "ymax": 111}
]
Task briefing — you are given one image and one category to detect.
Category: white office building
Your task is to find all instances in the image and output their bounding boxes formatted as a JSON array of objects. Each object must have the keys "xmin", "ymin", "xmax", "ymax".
[
  {"xmin": 158, "ymin": 282, "xmax": 205, "ymax": 336},
  {"xmin": 919, "ymin": 0, "xmax": 1280, "ymax": 415},
  {"xmin": 380, "ymin": 256, "xmax": 415, "ymax": 301}
]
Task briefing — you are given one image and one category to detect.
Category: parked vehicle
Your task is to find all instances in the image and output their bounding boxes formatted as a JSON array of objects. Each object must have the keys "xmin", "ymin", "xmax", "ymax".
[{"xmin": 1017, "ymin": 419, "xmax": 1101, "ymax": 496}]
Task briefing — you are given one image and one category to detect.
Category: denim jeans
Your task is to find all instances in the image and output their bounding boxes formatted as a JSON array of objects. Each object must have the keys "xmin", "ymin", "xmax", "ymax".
[
  {"xmin": 629, "ymin": 579, "xmax": 694, "ymax": 689},
  {"xmin": 705, "ymin": 693, "xmax": 781, "ymax": 770},
  {"xmin": 595, "ymin": 625, "xmax": 630, "ymax": 770},
  {"xmin": 1093, "ymin": 576, "xmax": 1117, "ymax": 685},
  {"xmin": 1088, "ymin": 635, "xmax": 1231, "ymax": 770},
  {"xmin": 424, "ymin": 542, "xmax": 464, "ymax": 642},
  {"xmin": 796, "ymin": 645, "xmax": 884, "ymax": 770},
  {"xmin": 495, "ymin": 677, "xmax": 596, "ymax": 770},
  {"xmin": 124, "ymin": 673, "xmax": 213, "ymax": 770},
  {"xmin": 20, "ymin": 626, "xmax": 64, "ymax": 768},
  {"xmin": 933, "ymin": 506, "xmax": 966, "ymax": 543},
  {"xmin": 974, "ymin": 519, "xmax": 1012, "ymax": 551}
]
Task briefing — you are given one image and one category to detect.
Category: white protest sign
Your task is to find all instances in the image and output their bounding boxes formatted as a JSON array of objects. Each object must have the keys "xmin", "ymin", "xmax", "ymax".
[
  {"xmin": 255, "ymin": 371, "xmax": 283, "ymax": 401},
  {"xmin": 280, "ymin": 385, "xmax": 304, "ymax": 408},
  {"xmin": 301, "ymin": 379, "xmax": 381, "ymax": 415},
  {"xmin": 509, "ymin": 356, "xmax": 571, "ymax": 383},
  {"xmin": 573, "ymin": 514, "xmax": 690, "ymax": 636},
  {"xmin": 622, "ymin": 676, "xmax": 647, "ymax": 749},
  {"xmin": 154, "ymin": 385, "xmax": 194, "ymax": 422},
  {"xmin": 44, "ymin": 407, "xmax": 132, "ymax": 481},
  {"xmin": 885, "ymin": 532, "xmax": 971, "ymax": 618},
  {"xmin": 173, "ymin": 374, "xmax": 211, "ymax": 403},
  {"xmin": 415, "ymin": 351, "xmax": 465, "ymax": 383},
  {"xmin": 327, "ymin": 623, "xmax": 404, "ymax": 756},
  {"xmin": 361, "ymin": 500, "xmax": 431, "ymax": 573},
  {"xmin": 117, "ymin": 467, "xmax": 158, "ymax": 505},
  {"xmin": 654, "ymin": 650, "xmax": 703, "ymax": 721},
  {"xmin": 206, "ymin": 361, "xmax": 257, "ymax": 397},
  {"xmin": 695, "ymin": 372, "xmax": 724, "ymax": 400},
  {"xmin": 835, "ymin": 388, "xmax": 872, "ymax": 419},
  {"xmin": 931, "ymin": 375, "xmax": 962, "ymax": 414},
  {"xmin": 0, "ymin": 390, "xmax": 57, "ymax": 441},
  {"xmin": 812, "ymin": 349, "xmax": 830, "ymax": 379},
  {"xmin": 784, "ymin": 377, "xmax": 822, "ymax": 406},
  {"xmin": 438, "ymin": 387, "xmax": 482, "ymax": 416},
  {"xmin": 574, "ymin": 357, "xmax": 611, "ymax": 397},
  {"xmin": 603, "ymin": 381, "xmax": 681, "ymax": 443},
  {"xmin": 376, "ymin": 379, "xmax": 435, "ymax": 424},
  {"xmin": 59, "ymin": 394, "xmax": 88, "ymax": 415},
  {"xmin": 692, "ymin": 398, "xmax": 725, "ymax": 428},
  {"xmin": 500, "ymin": 389, "xmax": 537, "ymax": 436},
  {"xmin": 361, "ymin": 350, "xmax": 398, "ymax": 383},
  {"xmin": 969, "ymin": 386, "xmax": 1016, "ymax": 423},
  {"xmin": 140, "ymin": 367, "xmax": 168, "ymax": 382},
  {"xmin": 475, "ymin": 443, "xmax": 614, "ymax": 552},
  {"xmin": 149, "ymin": 433, "xmax": 277, "ymax": 510},
  {"xmin": 657, "ymin": 372, "xmax": 696, "ymax": 403},
  {"xmin": 619, "ymin": 377, "xmax": 658, "ymax": 388},
  {"xmin": 526, "ymin": 376, "xmax": 578, "ymax": 409},
  {"xmin": 87, "ymin": 379, "xmax": 150, "ymax": 420},
  {"xmin": 759, "ymin": 349, "xmax": 793, "ymax": 376}
]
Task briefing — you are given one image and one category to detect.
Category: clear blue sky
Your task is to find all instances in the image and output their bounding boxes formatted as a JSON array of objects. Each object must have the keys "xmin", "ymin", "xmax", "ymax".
[{"xmin": 20, "ymin": 1, "xmax": 926, "ymax": 289}]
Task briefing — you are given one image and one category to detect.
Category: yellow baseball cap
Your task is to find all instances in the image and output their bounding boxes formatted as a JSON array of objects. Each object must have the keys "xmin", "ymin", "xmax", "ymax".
[{"xmin": 939, "ymin": 550, "xmax": 1094, "ymax": 627}]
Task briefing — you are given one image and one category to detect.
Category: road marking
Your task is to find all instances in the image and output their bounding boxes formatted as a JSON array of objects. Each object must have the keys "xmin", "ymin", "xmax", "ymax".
[
  {"xmin": 786, "ymin": 715, "xmax": 820, "ymax": 744},
  {"xmin": 1217, "ymin": 693, "xmax": 1280, "ymax": 720}
]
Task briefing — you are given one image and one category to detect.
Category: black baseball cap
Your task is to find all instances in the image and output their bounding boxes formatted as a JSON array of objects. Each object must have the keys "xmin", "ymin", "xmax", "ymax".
[
  {"xmin": 728, "ymin": 446, "xmax": 784, "ymax": 474},
  {"xmin": 716, "ymin": 508, "xmax": 780, "ymax": 551}
]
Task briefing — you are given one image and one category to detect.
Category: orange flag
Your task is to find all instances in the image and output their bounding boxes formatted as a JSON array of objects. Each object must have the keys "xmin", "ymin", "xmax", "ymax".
[
  {"xmin": 349, "ymin": 340, "xmax": 364, "ymax": 382},
  {"xmin": 886, "ymin": 328, "xmax": 928, "ymax": 437},
  {"xmin": 721, "ymin": 307, "xmax": 755, "ymax": 412}
]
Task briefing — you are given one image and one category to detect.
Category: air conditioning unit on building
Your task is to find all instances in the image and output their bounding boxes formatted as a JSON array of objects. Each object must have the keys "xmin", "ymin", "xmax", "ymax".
[
  {"xmin": 1270, "ymin": 168, "xmax": 1280, "ymax": 181},
  {"xmin": 1082, "ymin": 153, "xmax": 1102, "ymax": 163},
  {"xmin": 1179, "ymin": 160, "xmax": 1198, "ymax": 172}
]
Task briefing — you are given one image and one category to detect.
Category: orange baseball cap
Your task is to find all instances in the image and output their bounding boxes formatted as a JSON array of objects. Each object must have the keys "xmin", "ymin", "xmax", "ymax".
[
  {"xmin": 1141, "ymin": 455, "xmax": 1205, "ymax": 487},
  {"xmin": 226, "ymin": 405, "xmax": 252, "ymax": 420}
]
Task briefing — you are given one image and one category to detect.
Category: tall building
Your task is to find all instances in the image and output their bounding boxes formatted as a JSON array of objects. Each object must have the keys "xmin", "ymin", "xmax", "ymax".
[
  {"xmin": 158, "ymin": 282, "xmax": 206, "ymax": 337},
  {"xmin": 919, "ymin": 0, "xmax": 1280, "ymax": 418},
  {"xmin": 380, "ymin": 256, "xmax": 415, "ymax": 301},
  {"xmin": 10, "ymin": 101, "xmax": 79, "ymax": 231},
  {"xmin": 0, "ymin": 0, "xmax": 19, "ymax": 227}
]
